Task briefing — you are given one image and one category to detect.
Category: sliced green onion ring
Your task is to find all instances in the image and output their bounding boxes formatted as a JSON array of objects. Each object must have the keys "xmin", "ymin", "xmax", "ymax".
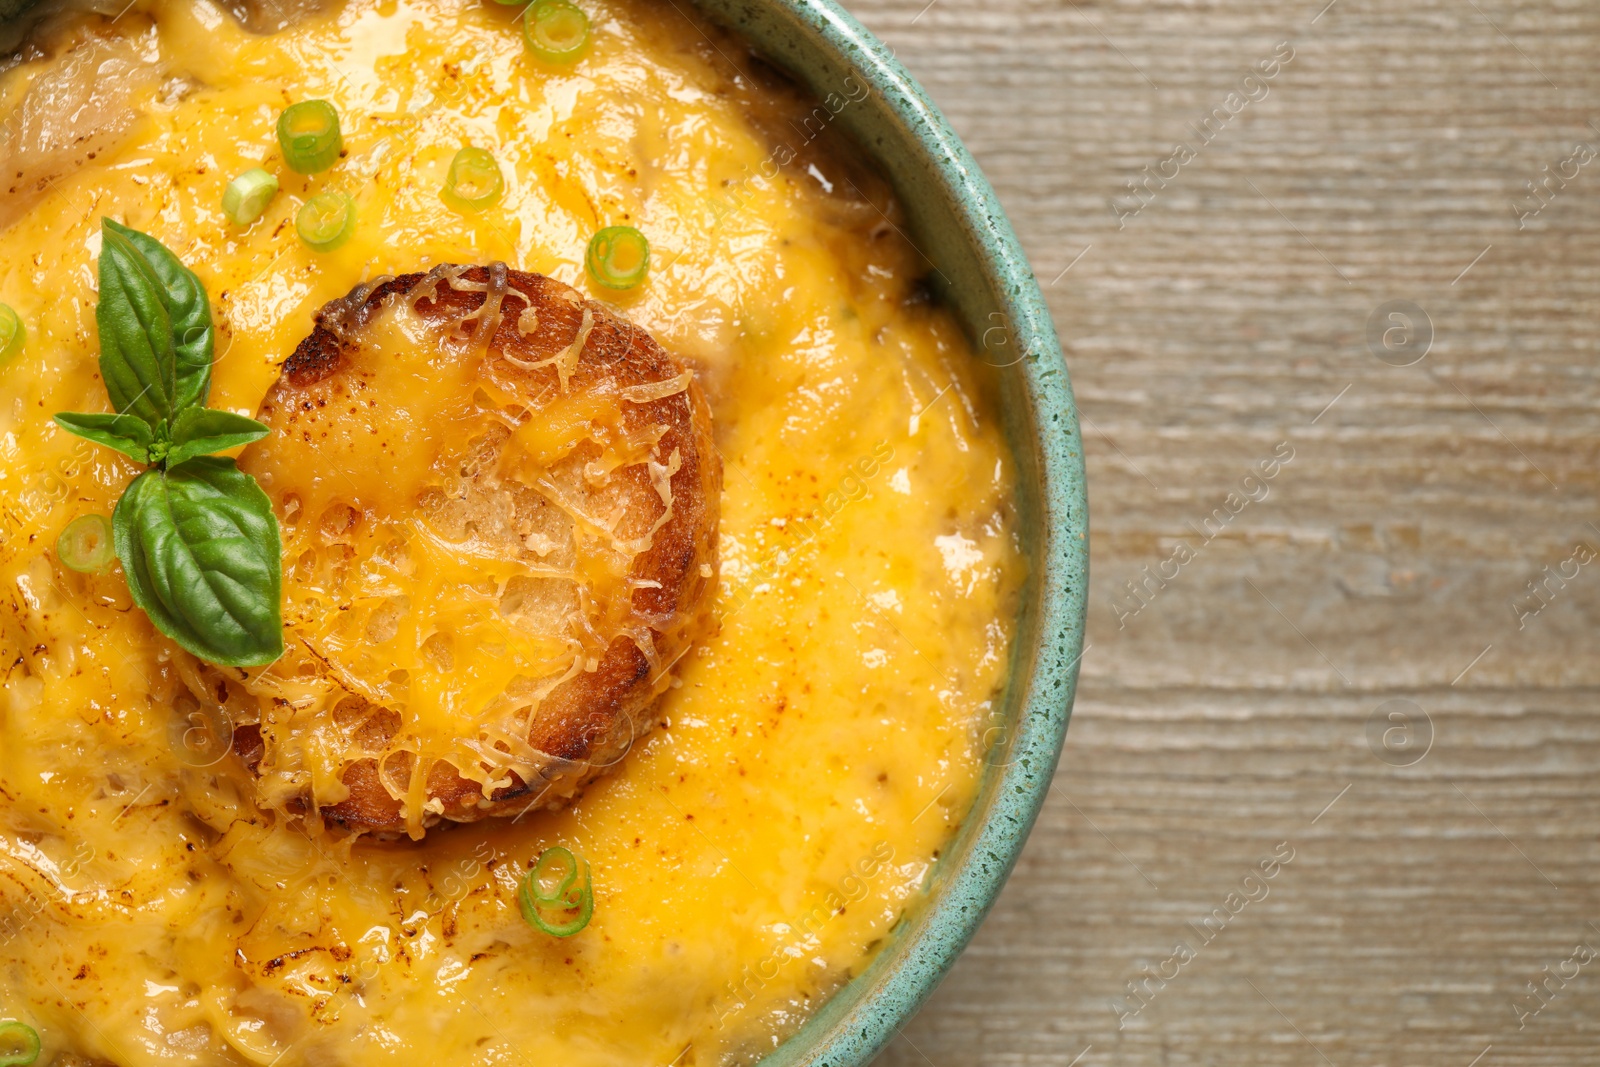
[
  {"xmin": 0, "ymin": 304, "xmax": 22, "ymax": 363},
  {"xmin": 296, "ymin": 192, "xmax": 357, "ymax": 252},
  {"xmin": 222, "ymin": 168, "xmax": 280, "ymax": 226},
  {"xmin": 442, "ymin": 147, "xmax": 505, "ymax": 211},
  {"xmin": 523, "ymin": 0, "xmax": 590, "ymax": 64},
  {"xmin": 0, "ymin": 1021, "xmax": 40, "ymax": 1067},
  {"xmin": 517, "ymin": 846, "xmax": 594, "ymax": 937},
  {"xmin": 58, "ymin": 514, "xmax": 115, "ymax": 574},
  {"xmin": 586, "ymin": 226, "xmax": 649, "ymax": 290},
  {"xmin": 276, "ymin": 100, "xmax": 343, "ymax": 174}
]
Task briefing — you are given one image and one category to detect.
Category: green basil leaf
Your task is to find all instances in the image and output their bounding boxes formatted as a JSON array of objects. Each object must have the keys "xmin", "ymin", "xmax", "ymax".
[
  {"xmin": 167, "ymin": 408, "xmax": 272, "ymax": 467},
  {"xmin": 113, "ymin": 456, "xmax": 283, "ymax": 667},
  {"xmin": 97, "ymin": 224, "xmax": 177, "ymax": 425},
  {"xmin": 103, "ymin": 219, "xmax": 214, "ymax": 413},
  {"xmin": 53, "ymin": 411, "xmax": 154, "ymax": 464}
]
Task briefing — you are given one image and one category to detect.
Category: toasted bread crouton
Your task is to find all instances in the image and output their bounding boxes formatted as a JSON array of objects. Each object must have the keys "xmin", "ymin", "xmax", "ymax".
[{"xmin": 236, "ymin": 265, "xmax": 720, "ymax": 836}]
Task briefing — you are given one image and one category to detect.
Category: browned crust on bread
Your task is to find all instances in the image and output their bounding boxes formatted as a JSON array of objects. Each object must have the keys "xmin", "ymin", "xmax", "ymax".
[{"xmin": 243, "ymin": 266, "xmax": 721, "ymax": 834}]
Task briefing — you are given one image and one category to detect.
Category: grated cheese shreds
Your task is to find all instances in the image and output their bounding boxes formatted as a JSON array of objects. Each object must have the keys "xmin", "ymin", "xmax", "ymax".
[{"xmin": 239, "ymin": 275, "xmax": 698, "ymax": 836}]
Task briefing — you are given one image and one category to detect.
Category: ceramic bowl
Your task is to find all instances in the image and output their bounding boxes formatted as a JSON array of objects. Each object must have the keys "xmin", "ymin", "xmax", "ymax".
[
  {"xmin": 686, "ymin": 1, "xmax": 1089, "ymax": 1062},
  {"xmin": 0, "ymin": 0, "xmax": 1089, "ymax": 1061}
]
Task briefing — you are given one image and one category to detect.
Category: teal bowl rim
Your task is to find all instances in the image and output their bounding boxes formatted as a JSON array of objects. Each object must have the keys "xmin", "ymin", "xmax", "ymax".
[{"xmin": 685, "ymin": 1, "xmax": 1091, "ymax": 1064}]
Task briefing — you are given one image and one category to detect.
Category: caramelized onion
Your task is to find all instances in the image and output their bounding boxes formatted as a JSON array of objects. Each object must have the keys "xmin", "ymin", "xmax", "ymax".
[{"xmin": 0, "ymin": 37, "xmax": 157, "ymax": 231}]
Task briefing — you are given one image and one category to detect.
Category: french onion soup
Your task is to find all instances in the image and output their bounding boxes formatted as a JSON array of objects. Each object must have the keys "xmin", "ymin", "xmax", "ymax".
[{"xmin": 0, "ymin": 0, "xmax": 1023, "ymax": 1063}]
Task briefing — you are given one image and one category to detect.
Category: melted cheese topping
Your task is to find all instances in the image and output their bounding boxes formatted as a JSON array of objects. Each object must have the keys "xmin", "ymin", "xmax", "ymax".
[
  {"xmin": 0, "ymin": 0, "xmax": 1023, "ymax": 1063},
  {"xmin": 243, "ymin": 277, "xmax": 693, "ymax": 831}
]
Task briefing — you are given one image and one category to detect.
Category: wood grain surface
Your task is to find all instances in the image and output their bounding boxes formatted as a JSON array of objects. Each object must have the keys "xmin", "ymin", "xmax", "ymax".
[{"xmin": 851, "ymin": 1, "xmax": 1600, "ymax": 1064}]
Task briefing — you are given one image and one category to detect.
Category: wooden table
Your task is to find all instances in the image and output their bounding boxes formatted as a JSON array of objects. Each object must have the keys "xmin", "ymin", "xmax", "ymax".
[{"xmin": 854, "ymin": 1, "xmax": 1600, "ymax": 1064}]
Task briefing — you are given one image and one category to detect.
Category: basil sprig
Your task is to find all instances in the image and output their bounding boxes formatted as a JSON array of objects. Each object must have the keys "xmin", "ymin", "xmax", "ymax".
[{"xmin": 54, "ymin": 219, "xmax": 284, "ymax": 668}]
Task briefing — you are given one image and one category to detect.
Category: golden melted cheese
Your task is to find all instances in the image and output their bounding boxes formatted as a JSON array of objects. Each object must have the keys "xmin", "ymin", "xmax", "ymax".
[
  {"xmin": 242, "ymin": 279, "xmax": 699, "ymax": 832},
  {"xmin": 0, "ymin": 0, "xmax": 1023, "ymax": 1063}
]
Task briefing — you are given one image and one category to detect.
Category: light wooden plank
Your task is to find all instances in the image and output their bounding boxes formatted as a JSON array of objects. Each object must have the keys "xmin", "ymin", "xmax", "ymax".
[{"xmin": 849, "ymin": 0, "xmax": 1600, "ymax": 1064}]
